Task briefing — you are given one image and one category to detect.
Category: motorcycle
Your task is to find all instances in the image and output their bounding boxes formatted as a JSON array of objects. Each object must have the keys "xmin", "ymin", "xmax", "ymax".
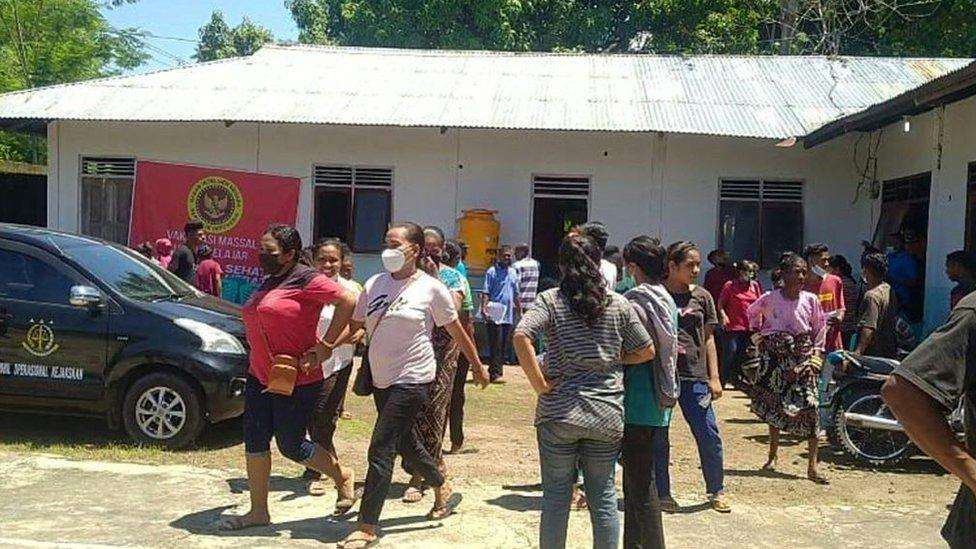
[{"xmin": 823, "ymin": 351, "xmax": 966, "ymax": 467}]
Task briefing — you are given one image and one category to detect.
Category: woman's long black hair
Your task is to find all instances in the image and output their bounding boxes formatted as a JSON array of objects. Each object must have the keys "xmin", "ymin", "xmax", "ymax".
[{"xmin": 558, "ymin": 234, "xmax": 608, "ymax": 324}]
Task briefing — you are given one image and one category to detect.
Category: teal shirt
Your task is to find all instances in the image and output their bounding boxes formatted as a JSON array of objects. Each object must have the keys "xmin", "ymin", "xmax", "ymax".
[
  {"xmin": 624, "ymin": 296, "xmax": 677, "ymax": 427},
  {"xmin": 624, "ymin": 361, "xmax": 673, "ymax": 427}
]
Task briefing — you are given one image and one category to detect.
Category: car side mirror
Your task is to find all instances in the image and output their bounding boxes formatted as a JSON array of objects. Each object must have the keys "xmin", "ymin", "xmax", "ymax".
[{"xmin": 70, "ymin": 285, "xmax": 104, "ymax": 309}]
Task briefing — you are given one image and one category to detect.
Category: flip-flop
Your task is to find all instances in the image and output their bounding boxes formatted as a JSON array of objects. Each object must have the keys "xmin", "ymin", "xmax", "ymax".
[
  {"xmin": 335, "ymin": 486, "xmax": 364, "ymax": 516},
  {"xmin": 402, "ymin": 485, "xmax": 425, "ymax": 503},
  {"xmin": 307, "ymin": 479, "xmax": 328, "ymax": 497},
  {"xmin": 220, "ymin": 514, "xmax": 270, "ymax": 531},
  {"xmin": 337, "ymin": 532, "xmax": 379, "ymax": 549},
  {"xmin": 427, "ymin": 492, "xmax": 462, "ymax": 521}
]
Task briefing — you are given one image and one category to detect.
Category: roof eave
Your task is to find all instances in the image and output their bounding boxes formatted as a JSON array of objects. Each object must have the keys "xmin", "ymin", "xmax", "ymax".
[
  {"xmin": 803, "ymin": 61, "xmax": 976, "ymax": 148},
  {"xmin": 0, "ymin": 118, "xmax": 49, "ymax": 135}
]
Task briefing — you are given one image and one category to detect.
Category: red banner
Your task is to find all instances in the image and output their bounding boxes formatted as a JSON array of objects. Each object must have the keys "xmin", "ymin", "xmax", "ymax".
[{"xmin": 129, "ymin": 161, "xmax": 300, "ymax": 289}]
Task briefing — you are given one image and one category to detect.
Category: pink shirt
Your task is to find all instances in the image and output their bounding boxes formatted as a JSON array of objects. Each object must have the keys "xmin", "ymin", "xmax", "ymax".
[
  {"xmin": 243, "ymin": 265, "xmax": 345, "ymax": 386},
  {"xmin": 747, "ymin": 289, "xmax": 827, "ymax": 351},
  {"xmin": 718, "ymin": 279, "xmax": 762, "ymax": 332},
  {"xmin": 195, "ymin": 259, "xmax": 223, "ymax": 297}
]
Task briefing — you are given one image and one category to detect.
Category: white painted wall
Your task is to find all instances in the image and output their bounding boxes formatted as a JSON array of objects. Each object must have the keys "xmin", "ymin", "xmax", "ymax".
[
  {"xmin": 49, "ymin": 120, "xmax": 866, "ymax": 288},
  {"xmin": 661, "ymin": 132, "xmax": 870, "ymax": 267},
  {"xmin": 866, "ymin": 96, "xmax": 976, "ymax": 331}
]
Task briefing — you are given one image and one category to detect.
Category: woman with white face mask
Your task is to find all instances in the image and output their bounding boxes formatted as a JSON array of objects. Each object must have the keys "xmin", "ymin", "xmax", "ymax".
[{"xmin": 338, "ymin": 222, "xmax": 489, "ymax": 549}]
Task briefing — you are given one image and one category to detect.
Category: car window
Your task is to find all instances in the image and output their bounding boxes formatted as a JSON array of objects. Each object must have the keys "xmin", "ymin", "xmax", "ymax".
[
  {"xmin": 0, "ymin": 249, "xmax": 76, "ymax": 305},
  {"xmin": 64, "ymin": 244, "xmax": 195, "ymax": 302}
]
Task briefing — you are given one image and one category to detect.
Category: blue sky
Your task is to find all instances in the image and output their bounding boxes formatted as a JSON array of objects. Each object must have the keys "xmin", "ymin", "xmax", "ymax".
[{"xmin": 101, "ymin": 0, "xmax": 299, "ymax": 73}]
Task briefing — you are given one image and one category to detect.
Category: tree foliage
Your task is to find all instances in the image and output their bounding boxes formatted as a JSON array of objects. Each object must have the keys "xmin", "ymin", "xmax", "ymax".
[
  {"xmin": 0, "ymin": 0, "xmax": 148, "ymax": 162},
  {"xmin": 284, "ymin": 0, "xmax": 976, "ymax": 57},
  {"xmin": 194, "ymin": 11, "xmax": 275, "ymax": 62}
]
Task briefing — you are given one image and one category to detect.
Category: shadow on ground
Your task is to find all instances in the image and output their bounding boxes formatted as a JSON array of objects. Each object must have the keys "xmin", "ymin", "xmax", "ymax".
[
  {"xmin": 807, "ymin": 447, "xmax": 947, "ymax": 476},
  {"xmin": 225, "ymin": 477, "xmax": 414, "ymax": 503},
  {"xmin": 169, "ymin": 504, "xmax": 441, "ymax": 544},
  {"xmin": 0, "ymin": 410, "xmax": 243, "ymax": 452}
]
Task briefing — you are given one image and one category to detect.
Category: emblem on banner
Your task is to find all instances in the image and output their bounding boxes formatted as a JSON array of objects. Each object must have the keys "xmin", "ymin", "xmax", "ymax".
[
  {"xmin": 188, "ymin": 176, "xmax": 244, "ymax": 234},
  {"xmin": 22, "ymin": 319, "xmax": 59, "ymax": 357}
]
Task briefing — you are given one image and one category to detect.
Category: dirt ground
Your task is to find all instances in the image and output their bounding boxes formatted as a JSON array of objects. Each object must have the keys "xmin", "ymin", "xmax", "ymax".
[{"xmin": 0, "ymin": 364, "xmax": 961, "ymax": 548}]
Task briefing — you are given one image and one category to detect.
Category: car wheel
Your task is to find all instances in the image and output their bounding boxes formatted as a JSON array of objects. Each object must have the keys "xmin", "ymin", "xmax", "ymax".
[{"xmin": 122, "ymin": 372, "xmax": 205, "ymax": 449}]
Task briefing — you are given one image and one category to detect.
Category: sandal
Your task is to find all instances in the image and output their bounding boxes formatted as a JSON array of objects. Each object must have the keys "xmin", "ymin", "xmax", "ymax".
[
  {"xmin": 334, "ymin": 469, "xmax": 359, "ymax": 514},
  {"xmin": 220, "ymin": 513, "xmax": 270, "ymax": 531},
  {"xmin": 402, "ymin": 485, "xmax": 425, "ymax": 504},
  {"xmin": 337, "ymin": 531, "xmax": 379, "ymax": 549},
  {"xmin": 307, "ymin": 479, "xmax": 328, "ymax": 497},
  {"xmin": 335, "ymin": 487, "xmax": 364, "ymax": 516},
  {"xmin": 427, "ymin": 484, "xmax": 461, "ymax": 520}
]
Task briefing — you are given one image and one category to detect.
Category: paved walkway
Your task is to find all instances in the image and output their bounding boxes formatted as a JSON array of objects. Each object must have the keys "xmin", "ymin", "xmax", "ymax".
[{"xmin": 0, "ymin": 452, "xmax": 947, "ymax": 548}]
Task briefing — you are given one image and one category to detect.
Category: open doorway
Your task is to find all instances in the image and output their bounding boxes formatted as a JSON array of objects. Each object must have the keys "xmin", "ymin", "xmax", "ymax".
[
  {"xmin": 872, "ymin": 172, "xmax": 930, "ymax": 323},
  {"xmin": 531, "ymin": 175, "xmax": 589, "ymax": 281}
]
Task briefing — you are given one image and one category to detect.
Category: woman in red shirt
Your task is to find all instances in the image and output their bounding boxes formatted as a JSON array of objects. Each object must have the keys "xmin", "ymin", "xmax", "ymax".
[
  {"xmin": 224, "ymin": 224, "xmax": 357, "ymax": 531},
  {"xmin": 717, "ymin": 260, "xmax": 762, "ymax": 388}
]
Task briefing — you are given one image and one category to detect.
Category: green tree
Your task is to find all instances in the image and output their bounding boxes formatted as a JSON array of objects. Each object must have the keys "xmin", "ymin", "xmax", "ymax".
[
  {"xmin": 284, "ymin": 0, "xmax": 780, "ymax": 53},
  {"xmin": 0, "ymin": 0, "xmax": 148, "ymax": 162},
  {"xmin": 867, "ymin": 0, "xmax": 976, "ymax": 57},
  {"xmin": 194, "ymin": 11, "xmax": 275, "ymax": 62},
  {"xmin": 285, "ymin": 0, "xmax": 970, "ymax": 56}
]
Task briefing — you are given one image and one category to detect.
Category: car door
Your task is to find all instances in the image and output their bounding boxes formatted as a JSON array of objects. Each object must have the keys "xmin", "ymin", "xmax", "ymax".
[{"xmin": 0, "ymin": 241, "xmax": 109, "ymax": 400}]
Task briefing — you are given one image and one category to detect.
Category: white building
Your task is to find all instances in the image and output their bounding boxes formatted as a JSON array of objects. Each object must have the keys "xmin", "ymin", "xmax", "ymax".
[{"xmin": 1, "ymin": 45, "xmax": 974, "ymax": 331}]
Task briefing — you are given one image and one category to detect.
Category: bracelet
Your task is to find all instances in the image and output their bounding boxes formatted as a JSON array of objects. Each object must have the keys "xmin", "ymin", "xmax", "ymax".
[{"xmin": 320, "ymin": 339, "xmax": 337, "ymax": 350}]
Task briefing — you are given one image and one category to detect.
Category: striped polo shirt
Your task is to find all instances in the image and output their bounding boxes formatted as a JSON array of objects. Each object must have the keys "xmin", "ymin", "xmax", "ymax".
[
  {"xmin": 513, "ymin": 257, "xmax": 540, "ymax": 311},
  {"xmin": 514, "ymin": 288, "xmax": 651, "ymax": 439}
]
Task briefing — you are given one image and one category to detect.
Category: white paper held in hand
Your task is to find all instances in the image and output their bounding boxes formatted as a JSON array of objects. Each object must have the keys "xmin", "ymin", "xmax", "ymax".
[{"xmin": 485, "ymin": 302, "xmax": 507, "ymax": 323}]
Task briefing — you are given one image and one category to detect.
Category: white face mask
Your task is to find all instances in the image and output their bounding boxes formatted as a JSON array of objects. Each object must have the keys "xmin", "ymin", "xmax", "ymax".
[
  {"xmin": 381, "ymin": 248, "xmax": 406, "ymax": 273},
  {"xmin": 811, "ymin": 265, "xmax": 828, "ymax": 278}
]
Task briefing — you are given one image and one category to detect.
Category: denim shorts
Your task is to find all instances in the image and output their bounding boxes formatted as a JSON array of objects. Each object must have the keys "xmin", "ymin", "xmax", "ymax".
[{"xmin": 243, "ymin": 374, "xmax": 321, "ymax": 462}]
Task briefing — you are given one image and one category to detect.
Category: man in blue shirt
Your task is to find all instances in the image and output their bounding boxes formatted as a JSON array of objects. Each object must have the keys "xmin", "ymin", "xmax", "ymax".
[
  {"xmin": 886, "ymin": 232, "xmax": 920, "ymax": 321},
  {"xmin": 481, "ymin": 245, "xmax": 521, "ymax": 383}
]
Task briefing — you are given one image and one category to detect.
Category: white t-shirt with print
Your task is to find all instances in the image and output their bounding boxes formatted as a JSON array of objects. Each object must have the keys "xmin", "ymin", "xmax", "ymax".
[
  {"xmin": 317, "ymin": 276, "xmax": 362, "ymax": 379},
  {"xmin": 352, "ymin": 272, "xmax": 458, "ymax": 389}
]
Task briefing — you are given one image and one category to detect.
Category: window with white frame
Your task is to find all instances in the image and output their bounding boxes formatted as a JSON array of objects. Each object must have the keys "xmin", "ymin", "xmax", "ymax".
[
  {"xmin": 80, "ymin": 156, "xmax": 136, "ymax": 245},
  {"xmin": 717, "ymin": 179, "xmax": 803, "ymax": 268},
  {"xmin": 313, "ymin": 165, "xmax": 393, "ymax": 253}
]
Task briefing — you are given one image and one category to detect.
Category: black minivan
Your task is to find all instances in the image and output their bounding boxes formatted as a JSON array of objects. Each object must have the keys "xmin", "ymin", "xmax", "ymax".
[{"xmin": 0, "ymin": 224, "xmax": 247, "ymax": 448}]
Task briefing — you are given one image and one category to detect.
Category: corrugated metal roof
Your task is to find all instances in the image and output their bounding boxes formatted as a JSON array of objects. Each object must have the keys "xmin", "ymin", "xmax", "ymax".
[{"xmin": 0, "ymin": 45, "xmax": 969, "ymax": 139}]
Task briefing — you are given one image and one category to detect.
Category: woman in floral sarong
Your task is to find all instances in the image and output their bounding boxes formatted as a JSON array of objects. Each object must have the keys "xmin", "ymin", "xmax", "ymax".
[
  {"xmin": 746, "ymin": 252, "xmax": 829, "ymax": 484},
  {"xmin": 400, "ymin": 225, "xmax": 475, "ymax": 504}
]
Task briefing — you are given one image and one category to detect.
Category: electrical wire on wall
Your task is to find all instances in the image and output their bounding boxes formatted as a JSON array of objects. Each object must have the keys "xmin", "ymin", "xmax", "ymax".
[
  {"xmin": 850, "ymin": 128, "xmax": 884, "ymax": 243},
  {"xmin": 851, "ymin": 128, "xmax": 883, "ymax": 206}
]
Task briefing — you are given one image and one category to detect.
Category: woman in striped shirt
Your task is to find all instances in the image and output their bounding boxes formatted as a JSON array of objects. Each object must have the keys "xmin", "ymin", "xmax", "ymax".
[{"xmin": 514, "ymin": 233, "xmax": 654, "ymax": 549}]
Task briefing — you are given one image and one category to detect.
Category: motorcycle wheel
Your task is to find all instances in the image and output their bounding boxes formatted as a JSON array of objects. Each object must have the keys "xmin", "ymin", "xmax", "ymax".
[{"xmin": 831, "ymin": 385, "xmax": 912, "ymax": 467}]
